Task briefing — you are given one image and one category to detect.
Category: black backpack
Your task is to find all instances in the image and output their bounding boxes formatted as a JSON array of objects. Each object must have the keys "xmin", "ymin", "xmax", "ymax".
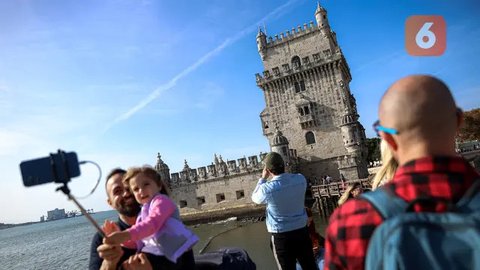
[{"xmin": 195, "ymin": 247, "xmax": 256, "ymax": 270}]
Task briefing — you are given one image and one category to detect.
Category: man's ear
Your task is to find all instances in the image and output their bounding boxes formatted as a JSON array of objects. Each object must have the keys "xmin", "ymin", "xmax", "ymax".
[
  {"xmin": 381, "ymin": 133, "xmax": 398, "ymax": 152},
  {"xmin": 107, "ymin": 197, "xmax": 113, "ymax": 208}
]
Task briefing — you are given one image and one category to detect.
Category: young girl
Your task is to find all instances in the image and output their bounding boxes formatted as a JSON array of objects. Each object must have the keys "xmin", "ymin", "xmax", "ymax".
[{"xmin": 105, "ymin": 166, "xmax": 198, "ymax": 269}]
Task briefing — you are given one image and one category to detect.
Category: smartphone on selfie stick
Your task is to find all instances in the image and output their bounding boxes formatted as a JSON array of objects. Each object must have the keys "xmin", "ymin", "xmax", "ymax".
[{"xmin": 20, "ymin": 150, "xmax": 105, "ymax": 237}]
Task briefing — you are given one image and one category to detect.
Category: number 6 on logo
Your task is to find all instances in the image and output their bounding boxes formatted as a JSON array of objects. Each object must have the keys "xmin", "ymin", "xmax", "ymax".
[{"xmin": 406, "ymin": 15, "xmax": 446, "ymax": 56}]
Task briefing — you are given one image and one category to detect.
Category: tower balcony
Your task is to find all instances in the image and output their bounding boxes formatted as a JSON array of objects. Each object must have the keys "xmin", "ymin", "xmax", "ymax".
[{"xmin": 299, "ymin": 114, "xmax": 316, "ymax": 129}]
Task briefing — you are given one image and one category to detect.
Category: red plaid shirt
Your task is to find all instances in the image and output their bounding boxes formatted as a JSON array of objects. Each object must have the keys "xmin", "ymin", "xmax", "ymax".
[{"xmin": 324, "ymin": 156, "xmax": 480, "ymax": 270}]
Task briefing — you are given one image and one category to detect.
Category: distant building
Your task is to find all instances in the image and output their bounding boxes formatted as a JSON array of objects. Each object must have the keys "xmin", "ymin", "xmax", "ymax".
[
  {"xmin": 456, "ymin": 140, "xmax": 480, "ymax": 152},
  {"xmin": 47, "ymin": 208, "xmax": 66, "ymax": 221}
]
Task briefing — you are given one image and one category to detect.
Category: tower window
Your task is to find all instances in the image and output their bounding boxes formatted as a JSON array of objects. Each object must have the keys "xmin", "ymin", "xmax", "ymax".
[
  {"xmin": 298, "ymin": 107, "xmax": 304, "ymax": 116},
  {"xmin": 302, "ymin": 57, "xmax": 310, "ymax": 65},
  {"xmin": 179, "ymin": 200, "xmax": 187, "ymax": 208},
  {"xmin": 236, "ymin": 190, "xmax": 245, "ymax": 200},
  {"xmin": 294, "ymin": 80, "xmax": 306, "ymax": 93},
  {"xmin": 273, "ymin": 67, "xmax": 280, "ymax": 76},
  {"xmin": 197, "ymin": 196, "xmax": 205, "ymax": 205},
  {"xmin": 216, "ymin": 193, "xmax": 225, "ymax": 203},
  {"xmin": 306, "ymin": 132, "xmax": 316, "ymax": 145},
  {"xmin": 304, "ymin": 106, "xmax": 310, "ymax": 115},
  {"xmin": 291, "ymin": 56, "xmax": 301, "ymax": 69}
]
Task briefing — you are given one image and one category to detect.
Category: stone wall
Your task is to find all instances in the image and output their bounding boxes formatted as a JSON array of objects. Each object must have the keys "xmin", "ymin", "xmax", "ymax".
[
  {"xmin": 165, "ymin": 154, "xmax": 266, "ymax": 215},
  {"xmin": 171, "ymin": 169, "xmax": 263, "ymax": 213}
]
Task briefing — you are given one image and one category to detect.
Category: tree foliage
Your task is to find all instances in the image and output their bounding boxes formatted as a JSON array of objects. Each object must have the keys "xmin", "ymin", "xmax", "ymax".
[
  {"xmin": 458, "ymin": 108, "xmax": 480, "ymax": 142},
  {"xmin": 366, "ymin": 137, "xmax": 381, "ymax": 164}
]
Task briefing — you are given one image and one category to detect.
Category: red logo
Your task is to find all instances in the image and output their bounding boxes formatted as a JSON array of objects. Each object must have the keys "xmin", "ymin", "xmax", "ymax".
[{"xmin": 406, "ymin": 15, "xmax": 446, "ymax": 56}]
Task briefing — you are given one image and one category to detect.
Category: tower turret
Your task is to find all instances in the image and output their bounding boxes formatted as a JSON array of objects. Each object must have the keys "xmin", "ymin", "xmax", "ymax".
[
  {"xmin": 155, "ymin": 153, "xmax": 171, "ymax": 185},
  {"xmin": 271, "ymin": 127, "xmax": 290, "ymax": 164},
  {"xmin": 339, "ymin": 107, "xmax": 369, "ymax": 179},
  {"xmin": 256, "ymin": 27, "xmax": 267, "ymax": 60},
  {"xmin": 340, "ymin": 107, "xmax": 361, "ymax": 153},
  {"xmin": 315, "ymin": 2, "xmax": 332, "ymax": 38}
]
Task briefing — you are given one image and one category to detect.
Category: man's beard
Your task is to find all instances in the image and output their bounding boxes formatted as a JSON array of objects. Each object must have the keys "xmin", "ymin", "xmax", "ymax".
[{"xmin": 118, "ymin": 200, "xmax": 141, "ymax": 217}]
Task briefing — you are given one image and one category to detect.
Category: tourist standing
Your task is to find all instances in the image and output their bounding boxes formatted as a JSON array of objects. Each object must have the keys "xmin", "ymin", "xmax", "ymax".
[
  {"xmin": 252, "ymin": 152, "xmax": 318, "ymax": 270},
  {"xmin": 325, "ymin": 75, "xmax": 480, "ymax": 270}
]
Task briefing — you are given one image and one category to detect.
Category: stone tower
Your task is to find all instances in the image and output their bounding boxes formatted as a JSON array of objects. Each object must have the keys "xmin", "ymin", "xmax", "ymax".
[{"xmin": 255, "ymin": 3, "xmax": 368, "ymax": 181}]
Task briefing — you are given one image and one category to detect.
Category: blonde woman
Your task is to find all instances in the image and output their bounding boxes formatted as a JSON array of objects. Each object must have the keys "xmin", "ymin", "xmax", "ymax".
[{"xmin": 371, "ymin": 140, "xmax": 398, "ymax": 190}]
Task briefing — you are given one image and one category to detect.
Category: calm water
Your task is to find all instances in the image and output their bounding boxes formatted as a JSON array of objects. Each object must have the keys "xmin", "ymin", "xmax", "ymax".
[{"xmin": 0, "ymin": 211, "xmax": 327, "ymax": 270}]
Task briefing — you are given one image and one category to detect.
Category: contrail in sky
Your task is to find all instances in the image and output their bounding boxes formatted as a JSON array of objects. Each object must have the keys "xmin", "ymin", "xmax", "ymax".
[{"xmin": 104, "ymin": 0, "xmax": 299, "ymax": 133}]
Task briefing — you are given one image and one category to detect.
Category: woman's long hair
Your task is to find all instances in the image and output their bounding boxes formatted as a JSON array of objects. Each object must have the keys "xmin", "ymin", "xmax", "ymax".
[
  {"xmin": 338, "ymin": 183, "xmax": 361, "ymax": 206},
  {"xmin": 371, "ymin": 140, "xmax": 398, "ymax": 190}
]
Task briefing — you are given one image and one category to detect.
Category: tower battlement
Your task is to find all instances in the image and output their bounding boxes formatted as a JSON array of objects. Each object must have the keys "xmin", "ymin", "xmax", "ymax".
[
  {"xmin": 265, "ymin": 21, "xmax": 317, "ymax": 47},
  {"xmin": 158, "ymin": 153, "xmax": 268, "ymax": 188},
  {"xmin": 255, "ymin": 49, "xmax": 343, "ymax": 85}
]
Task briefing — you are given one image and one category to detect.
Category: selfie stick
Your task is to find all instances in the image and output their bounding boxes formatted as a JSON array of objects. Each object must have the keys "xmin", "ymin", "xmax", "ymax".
[
  {"xmin": 52, "ymin": 150, "xmax": 105, "ymax": 238},
  {"xmin": 57, "ymin": 185, "xmax": 105, "ymax": 238}
]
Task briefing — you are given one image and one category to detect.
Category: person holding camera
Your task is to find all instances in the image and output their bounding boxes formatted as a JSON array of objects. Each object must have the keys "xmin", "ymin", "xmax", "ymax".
[
  {"xmin": 104, "ymin": 166, "xmax": 198, "ymax": 270},
  {"xmin": 251, "ymin": 152, "xmax": 318, "ymax": 270},
  {"xmin": 89, "ymin": 168, "xmax": 154, "ymax": 270}
]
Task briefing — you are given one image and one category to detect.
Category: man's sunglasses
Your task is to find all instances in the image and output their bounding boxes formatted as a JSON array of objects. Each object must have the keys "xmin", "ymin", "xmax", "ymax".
[
  {"xmin": 372, "ymin": 120, "xmax": 398, "ymax": 137},
  {"xmin": 372, "ymin": 108, "xmax": 463, "ymax": 137}
]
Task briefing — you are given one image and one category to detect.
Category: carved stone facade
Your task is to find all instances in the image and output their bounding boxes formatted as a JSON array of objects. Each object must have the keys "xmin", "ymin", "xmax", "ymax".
[
  {"xmin": 256, "ymin": 3, "xmax": 368, "ymax": 181},
  {"xmin": 156, "ymin": 3, "xmax": 368, "ymax": 214}
]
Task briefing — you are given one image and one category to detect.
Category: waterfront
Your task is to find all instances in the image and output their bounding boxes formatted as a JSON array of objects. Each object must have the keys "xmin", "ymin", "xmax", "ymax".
[{"xmin": 0, "ymin": 210, "xmax": 327, "ymax": 269}]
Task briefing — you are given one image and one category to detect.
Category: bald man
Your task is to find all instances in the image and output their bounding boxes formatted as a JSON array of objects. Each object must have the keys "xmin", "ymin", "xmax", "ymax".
[{"xmin": 324, "ymin": 75, "xmax": 480, "ymax": 270}]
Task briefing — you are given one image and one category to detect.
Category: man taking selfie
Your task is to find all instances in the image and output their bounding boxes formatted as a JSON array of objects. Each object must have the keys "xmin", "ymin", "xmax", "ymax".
[{"xmin": 89, "ymin": 168, "xmax": 152, "ymax": 270}]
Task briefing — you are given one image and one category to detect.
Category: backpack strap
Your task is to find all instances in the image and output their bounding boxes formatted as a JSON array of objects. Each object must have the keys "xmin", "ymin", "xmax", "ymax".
[
  {"xmin": 360, "ymin": 188, "xmax": 408, "ymax": 220},
  {"xmin": 456, "ymin": 179, "xmax": 480, "ymax": 212}
]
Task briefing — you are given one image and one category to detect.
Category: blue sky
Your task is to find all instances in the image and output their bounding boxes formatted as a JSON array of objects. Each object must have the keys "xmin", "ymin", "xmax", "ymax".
[{"xmin": 1, "ymin": 0, "xmax": 479, "ymax": 223}]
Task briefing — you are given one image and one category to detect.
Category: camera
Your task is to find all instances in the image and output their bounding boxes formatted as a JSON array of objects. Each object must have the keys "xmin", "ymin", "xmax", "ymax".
[{"xmin": 20, "ymin": 150, "xmax": 81, "ymax": 187}]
